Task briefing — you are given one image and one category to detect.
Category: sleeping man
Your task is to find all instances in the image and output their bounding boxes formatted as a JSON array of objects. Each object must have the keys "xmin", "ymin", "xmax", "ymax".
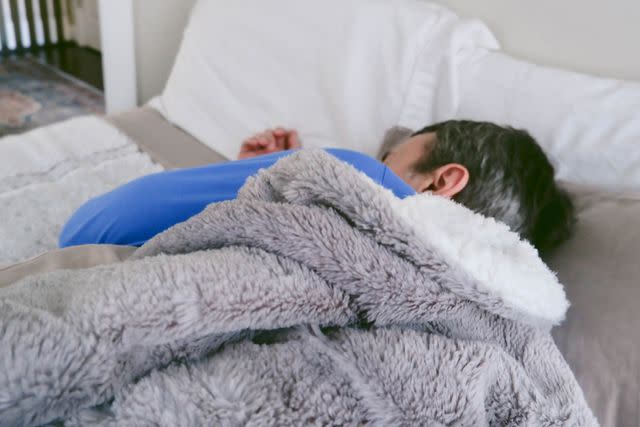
[{"xmin": 59, "ymin": 120, "xmax": 574, "ymax": 253}]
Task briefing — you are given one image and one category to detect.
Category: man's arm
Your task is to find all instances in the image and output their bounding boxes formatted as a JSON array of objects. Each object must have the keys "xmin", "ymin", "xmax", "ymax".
[{"xmin": 59, "ymin": 129, "xmax": 303, "ymax": 248}]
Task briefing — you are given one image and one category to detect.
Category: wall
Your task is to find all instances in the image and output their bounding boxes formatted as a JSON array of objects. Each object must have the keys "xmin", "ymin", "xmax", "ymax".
[
  {"xmin": 132, "ymin": 0, "xmax": 197, "ymax": 104},
  {"xmin": 430, "ymin": 0, "xmax": 640, "ymax": 82}
]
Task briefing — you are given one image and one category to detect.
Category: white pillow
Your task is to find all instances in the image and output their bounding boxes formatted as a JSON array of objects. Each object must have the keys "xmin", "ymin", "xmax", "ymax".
[
  {"xmin": 455, "ymin": 51, "xmax": 640, "ymax": 193},
  {"xmin": 154, "ymin": 0, "xmax": 498, "ymax": 160}
]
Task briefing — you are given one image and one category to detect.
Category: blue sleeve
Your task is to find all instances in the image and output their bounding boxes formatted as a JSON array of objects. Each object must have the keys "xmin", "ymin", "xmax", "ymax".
[
  {"xmin": 59, "ymin": 149, "xmax": 415, "ymax": 248},
  {"xmin": 59, "ymin": 151, "xmax": 293, "ymax": 247}
]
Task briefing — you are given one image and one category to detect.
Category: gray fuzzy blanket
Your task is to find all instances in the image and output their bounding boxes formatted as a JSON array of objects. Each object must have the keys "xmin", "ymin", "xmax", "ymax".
[{"xmin": 0, "ymin": 149, "xmax": 596, "ymax": 426}]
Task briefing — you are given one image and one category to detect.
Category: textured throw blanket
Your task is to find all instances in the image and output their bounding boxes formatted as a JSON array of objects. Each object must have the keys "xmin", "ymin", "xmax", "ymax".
[
  {"xmin": 0, "ymin": 149, "xmax": 596, "ymax": 426},
  {"xmin": 0, "ymin": 116, "xmax": 161, "ymax": 266}
]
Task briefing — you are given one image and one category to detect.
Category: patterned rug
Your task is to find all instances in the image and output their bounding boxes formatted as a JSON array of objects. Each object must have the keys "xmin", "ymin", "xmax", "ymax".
[{"xmin": 0, "ymin": 56, "xmax": 104, "ymax": 137}]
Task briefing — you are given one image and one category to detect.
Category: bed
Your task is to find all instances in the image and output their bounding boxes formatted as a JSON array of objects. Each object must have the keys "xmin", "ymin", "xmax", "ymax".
[{"xmin": 1, "ymin": 0, "xmax": 640, "ymax": 425}]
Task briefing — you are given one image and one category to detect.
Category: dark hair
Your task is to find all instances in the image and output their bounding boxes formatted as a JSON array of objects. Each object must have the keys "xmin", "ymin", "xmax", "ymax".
[{"xmin": 412, "ymin": 120, "xmax": 575, "ymax": 253}]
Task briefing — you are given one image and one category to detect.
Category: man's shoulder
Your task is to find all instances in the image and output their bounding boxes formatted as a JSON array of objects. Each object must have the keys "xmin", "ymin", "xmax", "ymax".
[{"xmin": 324, "ymin": 148, "xmax": 379, "ymax": 164}]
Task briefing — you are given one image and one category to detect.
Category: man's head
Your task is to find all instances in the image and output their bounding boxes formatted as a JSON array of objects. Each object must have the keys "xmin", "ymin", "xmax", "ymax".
[{"xmin": 382, "ymin": 120, "xmax": 575, "ymax": 253}]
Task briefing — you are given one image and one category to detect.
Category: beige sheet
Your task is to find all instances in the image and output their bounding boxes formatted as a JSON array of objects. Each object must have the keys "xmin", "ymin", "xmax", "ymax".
[
  {"xmin": 107, "ymin": 106, "xmax": 229, "ymax": 169},
  {"xmin": 547, "ymin": 189, "xmax": 640, "ymax": 427},
  {"xmin": 0, "ymin": 245, "xmax": 136, "ymax": 288}
]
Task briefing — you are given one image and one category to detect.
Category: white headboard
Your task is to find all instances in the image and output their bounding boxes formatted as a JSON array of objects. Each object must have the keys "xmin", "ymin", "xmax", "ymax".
[{"xmin": 100, "ymin": 0, "xmax": 640, "ymax": 113}]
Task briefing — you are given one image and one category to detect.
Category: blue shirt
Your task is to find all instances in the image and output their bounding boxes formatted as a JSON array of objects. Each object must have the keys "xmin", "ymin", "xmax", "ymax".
[{"xmin": 59, "ymin": 148, "xmax": 415, "ymax": 247}]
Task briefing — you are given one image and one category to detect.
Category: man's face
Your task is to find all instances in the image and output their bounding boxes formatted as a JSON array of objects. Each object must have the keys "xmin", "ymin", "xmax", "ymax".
[{"xmin": 382, "ymin": 132, "xmax": 436, "ymax": 190}]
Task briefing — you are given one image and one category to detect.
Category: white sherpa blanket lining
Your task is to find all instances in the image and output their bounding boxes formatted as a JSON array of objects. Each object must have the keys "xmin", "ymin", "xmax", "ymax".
[{"xmin": 349, "ymin": 166, "xmax": 568, "ymax": 325}]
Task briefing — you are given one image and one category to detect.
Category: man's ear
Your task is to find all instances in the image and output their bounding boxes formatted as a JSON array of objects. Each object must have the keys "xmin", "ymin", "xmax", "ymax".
[{"xmin": 421, "ymin": 163, "xmax": 469, "ymax": 198}]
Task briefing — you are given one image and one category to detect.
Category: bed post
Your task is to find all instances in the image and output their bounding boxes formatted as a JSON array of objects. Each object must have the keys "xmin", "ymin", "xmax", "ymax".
[{"xmin": 98, "ymin": 0, "xmax": 137, "ymax": 114}]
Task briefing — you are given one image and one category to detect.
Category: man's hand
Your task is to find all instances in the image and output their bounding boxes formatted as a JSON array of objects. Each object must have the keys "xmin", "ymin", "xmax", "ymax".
[{"xmin": 238, "ymin": 128, "xmax": 302, "ymax": 160}]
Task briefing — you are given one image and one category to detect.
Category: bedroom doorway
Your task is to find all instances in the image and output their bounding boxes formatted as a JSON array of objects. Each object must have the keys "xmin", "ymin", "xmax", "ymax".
[{"xmin": 0, "ymin": 0, "xmax": 104, "ymax": 137}]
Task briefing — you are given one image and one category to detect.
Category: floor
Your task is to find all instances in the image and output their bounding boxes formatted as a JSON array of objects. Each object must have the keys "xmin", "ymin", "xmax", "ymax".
[
  {"xmin": 32, "ymin": 44, "xmax": 104, "ymax": 91},
  {"xmin": 0, "ymin": 45, "xmax": 104, "ymax": 137}
]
